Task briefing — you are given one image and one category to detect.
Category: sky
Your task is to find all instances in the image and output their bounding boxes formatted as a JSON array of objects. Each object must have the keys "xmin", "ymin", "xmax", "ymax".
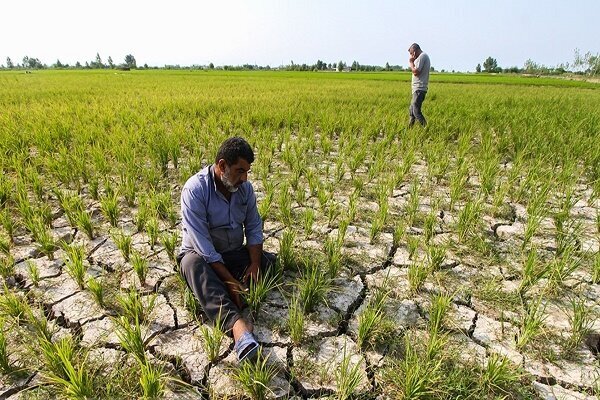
[{"xmin": 2, "ymin": 0, "xmax": 599, "ymax": 72}]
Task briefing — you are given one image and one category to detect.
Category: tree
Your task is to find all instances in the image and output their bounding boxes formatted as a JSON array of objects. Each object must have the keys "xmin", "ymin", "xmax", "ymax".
[
  {"xmin": 337, "ymin": 60, "xmax": 345, "ymax": 72},
  {"xmin": 208, "ymin": 62, "xmax": 214, "ymax": 69},
  {"xmin": 476, "ymin": 63, "xmax": 481, "ymax": 73},
  {"xmin": 482, "ymin": 57, "xmax": 498, "ymax": 73},
  {"xmin": 6, "ymin": 57, "xmax": 13, "ymax": 69},
  {"xmin": 92, "ymin": 53, "xmax": 104, "ymax": 69},
  {"xmin": 75, "ymin": 61, "xmax": 81, "ymax": 68},
  {"xmin": 53, "ymin": 59, "xmax": 64, "ymax": 68},
  {"xmin": 107, "ymin": 56, "xmax": 114, "ymax": 68},
  {"xmin": 574, "ymin": 48, "xmax": 600, "ymax": 76},
  {"xmin": 124, "ymin": 54, "xmax": 137, "ymax": 69}
]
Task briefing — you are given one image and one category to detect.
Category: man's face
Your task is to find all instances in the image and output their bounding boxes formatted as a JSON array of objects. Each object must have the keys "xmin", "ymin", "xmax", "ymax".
[
  {"xmin": 409, "ymin": 48, "xmax": 416, "ymax": 58},
  {"xmin": 220, "ymin": 158, "xmax": 251, "ymax": 193}
]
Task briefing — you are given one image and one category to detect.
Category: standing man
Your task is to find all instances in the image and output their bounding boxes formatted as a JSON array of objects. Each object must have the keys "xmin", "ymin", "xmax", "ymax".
[
  {"xmin": 178, "ymin": 137, "xmax": 275, "ymax": 363},
  {"xmin": 408, "ymin": 43, "xmax": 431, "ymax": 127}
]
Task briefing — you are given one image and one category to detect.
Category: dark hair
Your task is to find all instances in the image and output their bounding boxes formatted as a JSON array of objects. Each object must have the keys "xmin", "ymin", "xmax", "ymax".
[
  {"xmin": 215, "ymin": 137, "xmax": 255, "ymax": 165},
  {"xmin": 408, "ymin": 43, "xmax": 421, "ymax": 52}
]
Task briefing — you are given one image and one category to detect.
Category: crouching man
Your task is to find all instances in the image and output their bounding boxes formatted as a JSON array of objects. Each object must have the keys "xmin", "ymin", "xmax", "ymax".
[{"xmin": 178, "ymin": 137, "xmax": 275, "ymax": 362}]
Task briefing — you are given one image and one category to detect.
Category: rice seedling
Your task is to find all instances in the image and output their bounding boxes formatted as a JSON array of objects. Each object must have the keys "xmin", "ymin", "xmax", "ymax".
[
  {"xmin": 100, "ymin": 192, "xmax": 120, "ymax": 227},
  {"xmin": 302, "ymin": 208, "xmax": 315, "ymax": 235},
  {"xmin": 405, "ymin": 180, "xmax": 420, "ymax": 227},
  {"xmin": 160, "ymin": 231, "xmax": 179, "ymax": 261},
  {"xmin": 114, "ymin": 315, "xmax": 147, "ymax": 365},
  {"xmin": 243, "ymin": 267, "xmax": 280, "ymax": 316},
  {"xmin": 117, "ymin": 289, "xmax": 156, "ymax": 324},
  {"xmin": 324, "ymin": 235, "xmax": 343, "ymax": 278},
  {"xmin": 566, "ymin": 296, "xmax": 595, "ymax": 350},
  {"xmin": 428, "ymin": 292, "xmax": 452, "ymax": 335},
  {"xmin": 0, "ymin": 322, "xmax": 13, "ymax": 374},
  {"xmin": 422, "ymin": 212, "xmax": 436, "ymax": 244},
  {"xmin": 277, "ymin": 183, "xmax": 293, "ymax": 226},
  {"xmin": 592, "ymin": 251, "xmax": 600, "ymax": 284},
  {"xmin": 86, "ymin": 277, "xmax": 105, "ymax": 308},
  {"xmin": 153, "ymin": 191, "xmax": 177, "ymax": 227},
  {"xmin": 0, "ymin": 209, "xmax": 15, "ymax": 243},
  {"xmin": 335, "ymin": 345, "xmax": 364, "ymax": 400},
  {"xmin": 479, "ymin": 353, "xmax": 522, "ymax": 396},
  {"xmin": 0, "ymin": 255, "xmax": 14, "ymax": 278},
  {"xmin": 516, "ymin": 297, "xmax": 546, "ymax": 350},
  {"xmin": 408, "ymin": 263, "xmax": 429, "ymax": 294},
  {"xmin": 426, "ymin": 243, "xmax": 446, "ymax": 272},
  {"xmin": 356, "ymin": 289, "xmax": 393, "ymax": 349},
  {"xmin": 88, "ymin": 176, "xmax": 100, "ymax": 200},
  {"xmin": 63, "ymin": 243, "xmax": 87, "ymax": 289},
  {"xmin": 145, "ymin": 217, "xmax": 160, "ymax": 249},
  {"xmin": 545, "ymin": 246, "xmax": 581, "ymax": 293},
  {"xmin": 231, "ymin": 349, "xmax": 278, "ymax": 400},
  {"xmin": 518, "ymin": 248, "xmax": 545, "ymax": 295},
  {"xmin": 30, "ymin": 216, "xmax": 57, "ymax": 260},
  {"xmin": 134, "ymin": 203, "xmax": 150, "ymax": 233},
  {"xmin": 287, "ymin": 295, "xmax": 305, "ymax": 345},
  {"xmin": 296, "ymin": 257, "xmax": 331, "ymax": 313},
  {"xmin": 26, "ymin": 259, "xmax": 41, "ymax": 286},
  {"xmin": 39, "ymin": 335, "xmax": 94, "ymax": 399},
  {"xmin": 407, "ymin": 235, "xmax": 420, "ymax": 260},
  {"xmin": 112, "ymin": 229, "xmax": 133, "ymax": 262},
  {"xmin": 199, "ymin": 309, "xmax": 227, "ymax": 362},
  {"xmin": 369, "ymin": 215, "xmax": 384, "ymax": 244},
  {"xmin": 456, "ymin": 198, "xmax": 483, "ymax": 243},
  {"xmin": 75, "ymin": 208, "xmax": 95, "ymax": 240},
  {"xmin": 120, "ymin": 175, "xmax": 137, "ymax": 207},
  {"xmin": 278, "ymin": 229, "xmax": 295, "ymax": 271},
  {"xmin": 130, "ymin": 251, "xmax": 149, "ymax": 285},
  {"xmin": 139, "ymin": 361, "xmax": 165, "ymax": 399}
]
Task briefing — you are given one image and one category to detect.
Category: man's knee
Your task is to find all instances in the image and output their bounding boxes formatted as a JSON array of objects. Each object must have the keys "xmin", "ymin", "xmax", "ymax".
[{"xmin": 262, "ymin": 251, "xmax": 277, "ymax": 268}]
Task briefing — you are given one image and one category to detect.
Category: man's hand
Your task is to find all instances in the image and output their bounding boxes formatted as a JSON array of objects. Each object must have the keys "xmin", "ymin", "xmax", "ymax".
[
  {"xmin": 409, "ymin": 56, "xmax": 415, "ymax": 63},
  {"xmin": 224, "ymin": 278, "xmax": 246, "ymax": 310},
  {"xmin": 243, "ymin": 262, "xmax": 261, "ymax": 284}
]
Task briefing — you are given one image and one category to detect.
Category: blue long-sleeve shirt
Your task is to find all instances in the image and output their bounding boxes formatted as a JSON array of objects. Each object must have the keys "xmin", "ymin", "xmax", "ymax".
[{"xmin": 180, "ymin": 165, "xmax": 263, "ymax": 264}]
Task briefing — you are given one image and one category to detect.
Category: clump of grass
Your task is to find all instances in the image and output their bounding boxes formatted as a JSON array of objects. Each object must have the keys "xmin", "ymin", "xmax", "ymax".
[
  {"xmin": 231, "ymin": 349, "xmax": 278, "ymax": 400},
  {"xmin": 30, "ymin": 216, "xmax": 57, "ymax": 260},
  {"xmin": 426, "ymin": 244, "xmax": 446, "ymax": 271},
  {"xmin": 130, "ymin": 251, "xmax": 149, "ymax": 286},
  {"xmin": 324, "ymin": 235, "xmax": 343, "ymax": 278},
  {"xmin": 296, "ymin": 258, "xmax": 331, "ymax": 313},
  {"xmin": 145, "ymin": 218, "xmax": 160, "ymax": 249},
  {"xmin": 335, "ymin": 345, "xmax": 364, "ymax": 400},
  {"xmin": 428, "ymin": 292, "xmax": 452, "ymax": 335},
  {"xmin": 0, "ymin": 322, "xmax": 13, "ymax": 374},
  {"xmin": 117, "ymin": 289, "xmax": 156, "ymax": 324},
  {"xmin": 100, "ymin": 192, "xmax": 120, "ymax": 227},
  {"xmin": 75, "ymin": 208, "xmax": 95, "ymax": 240},
  {"xmin": 407, "ymin": 235, "xmax": 420, "ymax": 260},
  {"xmin": 456, "ymin": 199, "xmax": 483, "ymax": 243},
  {"xmin": 287, "ymin": 295, "xmax": 305, "ymax": 345},
  {"xmin": 518, "ymin": 248, "xmax": 544, "ymax": 295},
  {"xmin": 592, "ymin": 251, "xmax": 600, "ymax": 284},
  {"xmin": 160, "ymin": 231, "xmax": 179, "ymax": 261},
  {"xmin": 479, "ymin": 353, "xmax": 522, "ymax": 396},
  {"xmin": 63, "ymin": 243, "xmax": 87, "ymax": 289},
  {"xmin": 114, "ymin": 315, "xmax": 147, "ymax": 365},
  {"xmin": 112, "ymin": 229, "xmax": 133, "ymax": 262},
  {"xmin": 566, "ymin": 296, "xmax": 594, "ymax": 350},
  {"xmin": 278, "ymin": 229, "xmax": 295, "ymax": 271},
  {"xmin": 139, "ymin": 362, "xmax": 165, "ymax": 399},
  {"xmin": 357, "ymin": 289, "xmax": 393, "ymax": 349},
  {"xmin": 0, "ymin": 209, "xmax": 15, "ymax": 243},
  {"xmin": 516, "ymin": 297, "xmax": 546, "ymax": 350},
  {"xmin": 0, "ymin": 255, "xmax": 15, "ymax": 278},
  {"xmin": 408, "ymin": 263, "xmax": 429, "ymax": 294},
  {"xmin": 302, "ymin": 208, "xmax": 315, "ymax": 235},
  {"xmin": 87, "ymin": 277, "xmax": 104, "ymax": 308},
  {"xmin": 0, "ymin": 236, "xmax": 10, "ymax": 256},
  {"xmin": 26, "ymin": 259, "xmax": 41, "ymax": 286},
  {"xmin": 0, "ymin": 288, "xmax": 29, "ymax": 323},
  {"xmin": 243, "ymin": 267, "xmax": 280, "ymax": 316},
  {"xmin": 199, "ymin": 309, "xmax": 226, "ymax": 362}
]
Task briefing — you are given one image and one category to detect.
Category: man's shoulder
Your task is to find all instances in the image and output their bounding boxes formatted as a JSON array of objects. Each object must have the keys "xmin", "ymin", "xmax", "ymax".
[{"xmin": 183, "ymin": 166, "xmax": 211, "ymax": 193}]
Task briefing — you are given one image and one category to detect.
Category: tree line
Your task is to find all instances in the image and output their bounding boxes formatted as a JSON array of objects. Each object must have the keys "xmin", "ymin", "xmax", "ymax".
[{"xmin": 4, "ymin": 53, "xmax": 138, "ymax": 70}]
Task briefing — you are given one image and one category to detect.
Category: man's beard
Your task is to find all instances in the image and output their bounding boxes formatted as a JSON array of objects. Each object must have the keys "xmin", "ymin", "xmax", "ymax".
[{"xmin": 221, "ymin": 168, "xmax": 239, "ymax": 193}]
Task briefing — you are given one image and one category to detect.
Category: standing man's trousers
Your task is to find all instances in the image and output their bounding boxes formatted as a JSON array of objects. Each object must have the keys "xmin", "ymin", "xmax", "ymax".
[
  {"xmin": 177, "ymin": 248, "xmax": 276, "ymax": 332},
  {"xmin": 409, "ymin": 90, "xmax": 427, "ymax": 127}
]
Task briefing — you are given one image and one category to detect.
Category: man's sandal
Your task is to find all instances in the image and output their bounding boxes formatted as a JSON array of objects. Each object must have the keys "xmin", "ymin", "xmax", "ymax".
[{"xmin": 234, "ymin": 331, "xmax": 259, "ymax": 363}]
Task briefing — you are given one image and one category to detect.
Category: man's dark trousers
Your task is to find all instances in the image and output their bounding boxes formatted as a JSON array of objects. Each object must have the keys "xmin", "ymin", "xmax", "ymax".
[
  {"xmin": 409, "ymin": 90, "xmax": 427, "ymax": 127},
  {"xmin": 177, "ymin": 248, "xmax": 276, "ymax": 332}
]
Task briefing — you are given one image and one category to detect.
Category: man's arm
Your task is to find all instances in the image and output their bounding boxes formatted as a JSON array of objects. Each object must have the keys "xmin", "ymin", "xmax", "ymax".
[{"xmin": 409, "ymin": 56, "xmax": 421, "ymax": 76}]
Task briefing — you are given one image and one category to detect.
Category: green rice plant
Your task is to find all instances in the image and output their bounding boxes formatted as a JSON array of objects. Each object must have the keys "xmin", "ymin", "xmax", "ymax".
[
  {"xmin": 348, "ymin": 190, "xmax": 359, "ymax": 222},
  {"xmin": 405, "ymin": 180, "xmax": 420, "ymax": 227},
  {"xmin": 231, "ymin": 349, "xmax": 278, "ymax": 400},
  {"xmin": 566, "ymin": 296, "xmax": 595, "ymax": 350},
  {"xmin": 517, "ymin": 248, "xmax": 545, "ymax": 295},
  {"xmin": 327, "ymin": 202, "xmax": 340, "ymax": 227},
  {"xmin": 592, "ymin": 251, "xmax": 600, "ymax": 284},
  {"xmin": 324, "ymin": 235, "xmax": 343, "ymax": 278},
  {"xmin": 0, "ymin": 288, "xmax": 28, "ymax": 324},
  {"xmin": 407, "ymin": 235, "xmax": 420, "ymax": 260},
  {"xmin": 296, "ymin": 258, "xmax": 331, "ymax": 313},
  {"xmin": 100, "ymin": 192, "xmax": 120, "ymax": 227},
  {"xmin": 422, "ymin": 212, "xmax": 436, "ymax": 244},
  {"xmin": 152, "ymin": 191, "xmax": 177, "ymax": 227},
  {"xmin": 287, "ymin": 295, "xmax": 305, "ymax": 345},
  {"xmin": 0, "ymin": 324, "xmax": 13, "ymax": 374},
  {"xmin": 479, "ymin": 353, "xmax": 522, "ymax": 396},
  {"xmin": 356, "ymin": 290, "xmax": 393, "ymax": 349},
  {"xmin": 31, "ymin": 216, "xmax": 57, "ymax": 260},
  {"xmin": 0, "ymin": 175, "xmax": 11, "ymax": 208},
  {"xmin": 114, "ymin": 315, "xmax": 147, "ymax": 365},
  {"xmin": 111, "ymin": 229, "xmax": 133, "ymax": 262},
  {"xmin": 120, "ymin": 175, "xmax": 137, "ymax": 207},
  {"xmin": 133, "ymin": 205, "xmax": 149, "ymax": 234},
  {"xmin": 0, "ymin": 255, "xmax": 14, "ymax": 278},
  {"xmin": 26, "ymin": 259, "xmax": 41, "ymax": 286},
  {"xmin": 428, "ymin": 292, "xmax": 452, "ymax": 335},
  {"xmin": 337, "ymin": 217, "xmax": 350, "ymax": 243},
  {"xmin": 278, "ymin": 229, "xmax": 295, "ymax": 271},
  {"xmin": 426, "ymin": 244, "xmax": 446, "ymax": 271},
  {"xmin": 302, "ymin": 208, "xmax": 315, "ymax": 235},
  {"xmin": 86, "ymin": 277, "xmax": 104, "ymax": 308},
  {"xmin": 335, "ymin": 345, "xmax": 364, "ymax": 400},
  {"xmin": 160, "ymin": 231, "xmax": 179, "ymax": 261},
  {"xmin": 39, "ymin": 335, "xmax": 94, "ymax": 399},
  {"xmin": 130, "ymin": 251, "xmax": 149, "ymax": 285},
  {"xmin": 63, "ymin": 243, "xmax": 87, "ymax": 289},
  {"xmin": 258, "ymin": 187, "xmax": 273, "ymax": 223},
  {"xmin": 277, "ymin": 183, "xmax": 293, "ymax": 226},
  {"xmin": 88, "ymin": 176, "xmax": 100, "ymax": 200},
  {"xmin": 75, "ymin": 208, "xmax": 95, "ymax": 240},
  {"xmin": 369, "ymin": 215, "xmax": 384, "ymax": 244},
  {"xmin": 198, "ymin": 309, "xmax": 226, "ymax": 362},
  {"xmin": 456, "ymin": 198, "xmax": 483, "ymax": 243},
  {"xmin": 449, "ymin": 159, "xmax": 469, "ymax": 210},
  {"xmin": 408, "ymin": 263, "xmax": 429, "ymax": 294},
  {"xmin": 139, "ymin": 362, "xmax": 165, "ymax": 399},
  {"xmin": 0, "ymin": 209, "xmax": 15, "ymax": 242},
  {"xmin": 145, "ymin": 217, "xmax": 160, "ymax": 249},
  {"xmin": 516, "ymin": 297, "xmax": 546, "ymax": 350},
  {"xmin": 546, "ymin": 246, "xmax": 581, "ymax": 293},
  {"xmin": 117, "ymin": 289, "xmax": 156, "ymax": 324},
  {"xmin": 522, "ymin": 214, "xmax": 543, "ymax": 250},
  {"xmin": 243, "ymin": 267, "xmax": 280, "ymax": 316}
]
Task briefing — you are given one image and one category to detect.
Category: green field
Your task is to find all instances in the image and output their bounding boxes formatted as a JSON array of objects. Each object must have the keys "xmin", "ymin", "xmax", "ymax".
[{"xmin": 1, "ymin": 70, "xmax": 599, "ymax": 399}]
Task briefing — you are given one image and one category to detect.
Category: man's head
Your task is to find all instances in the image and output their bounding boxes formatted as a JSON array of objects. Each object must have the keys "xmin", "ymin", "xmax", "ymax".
[
  {"xmin": 408, "ymin": 43, "xmax": 422, "ymax": 58},
  {"xmin": 215, "ymin": 137, "xmax": 254, "ymax": 193}
]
